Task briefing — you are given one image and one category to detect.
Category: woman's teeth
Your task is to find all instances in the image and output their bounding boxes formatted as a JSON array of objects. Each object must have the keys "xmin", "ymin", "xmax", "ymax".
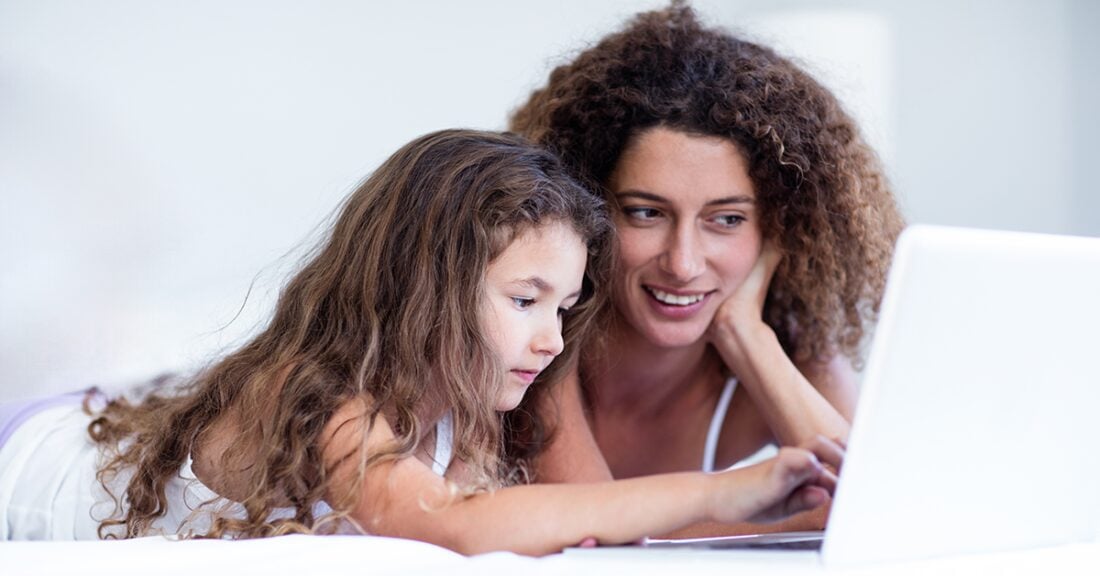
[{"xmin": 648, "ymin": 287, "xmax": 705, "ymax": 306}]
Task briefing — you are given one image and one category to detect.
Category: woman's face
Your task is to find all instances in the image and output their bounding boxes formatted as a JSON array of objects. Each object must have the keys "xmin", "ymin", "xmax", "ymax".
[{"xmin": 608, "ymin": 126, "xmax": 763, "ymax": 350}]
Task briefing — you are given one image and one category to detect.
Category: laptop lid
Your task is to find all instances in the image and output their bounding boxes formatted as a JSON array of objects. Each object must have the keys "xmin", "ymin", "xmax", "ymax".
[{"xmin": 822, "ymin": 225, "xmax": 1100, "ymax": 566}]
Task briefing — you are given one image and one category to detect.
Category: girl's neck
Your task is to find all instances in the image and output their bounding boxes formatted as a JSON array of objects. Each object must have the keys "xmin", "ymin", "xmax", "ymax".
[{"xmin": 586, "ymin": 318, "xmax": 725, "ymax": 418}]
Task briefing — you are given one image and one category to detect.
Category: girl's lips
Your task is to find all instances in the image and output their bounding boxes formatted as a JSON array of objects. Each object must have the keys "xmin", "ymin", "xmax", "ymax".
[{"xmin": 511, "ymin": 370, "xmax": 540, "ymax": 384}]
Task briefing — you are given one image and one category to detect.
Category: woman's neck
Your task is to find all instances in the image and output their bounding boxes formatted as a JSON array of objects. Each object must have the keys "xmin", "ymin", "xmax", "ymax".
[{"xmin": 585, "ymin": 319, "xmax": 724, "ymax": 419}]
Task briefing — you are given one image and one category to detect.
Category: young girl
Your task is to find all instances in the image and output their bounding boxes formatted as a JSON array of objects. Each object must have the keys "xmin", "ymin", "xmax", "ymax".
[{"xmin": 0, "ymin": 129, "xmax": 841, "ymax": 554}]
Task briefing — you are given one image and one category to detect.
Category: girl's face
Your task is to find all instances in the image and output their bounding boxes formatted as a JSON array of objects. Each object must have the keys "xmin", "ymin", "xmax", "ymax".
[
  {"xmin": 482, "ymin": 220, "xmax": 588, "ymax": 411},
  {"xmin": 608, "ymin": 126, "xmax": 763, "ymax": 350}
]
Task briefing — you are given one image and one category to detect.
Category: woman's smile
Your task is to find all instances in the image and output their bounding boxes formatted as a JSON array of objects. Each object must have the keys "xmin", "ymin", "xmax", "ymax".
[{"xmin": 642, "ymin": 285, "xmax": 715, "ymax": 318}]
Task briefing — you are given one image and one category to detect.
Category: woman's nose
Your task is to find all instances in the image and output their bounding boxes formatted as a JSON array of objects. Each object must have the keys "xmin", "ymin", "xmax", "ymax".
[{"xmin": 659, "ymin": 223, "xmax": 706, "ymax": 281}]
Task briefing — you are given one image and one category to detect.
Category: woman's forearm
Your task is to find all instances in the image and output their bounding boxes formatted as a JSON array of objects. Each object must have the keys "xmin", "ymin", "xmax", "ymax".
[{"xmin": 711, "ymin": 321, "xmax": 852, "ymax": 446}]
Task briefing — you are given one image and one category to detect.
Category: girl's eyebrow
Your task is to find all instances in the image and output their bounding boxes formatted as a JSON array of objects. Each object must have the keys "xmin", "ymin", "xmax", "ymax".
[
  {"xmin": 615, "ymin": 190, "xmax": 755, "ymax": 206},
  {"xmin": 513, "ymin": 276, "xmax": 582, "ymax": 300}
]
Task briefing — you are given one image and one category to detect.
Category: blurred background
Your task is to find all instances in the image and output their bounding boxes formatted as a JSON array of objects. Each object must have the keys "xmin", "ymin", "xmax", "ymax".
[{"xmin": 2, "ymin": 0, "xmax": 1097, "ymax": 401}]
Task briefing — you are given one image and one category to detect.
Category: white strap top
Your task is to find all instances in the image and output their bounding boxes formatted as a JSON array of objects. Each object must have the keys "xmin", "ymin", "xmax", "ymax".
[
  {"xmin": 431, "ymin": 411, "xmax": 454, "ymax": 477},
  {"xmin": 702, "ymin": 378, "xmax": 737, "ymax": 473},
  {"xmin": 0, "ymin": 402, "xmax": 455, "ymax": 540}
]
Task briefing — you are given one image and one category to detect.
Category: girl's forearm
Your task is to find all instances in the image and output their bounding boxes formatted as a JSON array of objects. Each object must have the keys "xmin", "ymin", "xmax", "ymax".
[{"xmin": 415, "ymin": 472, "xmax": 715, "ymax": 556}]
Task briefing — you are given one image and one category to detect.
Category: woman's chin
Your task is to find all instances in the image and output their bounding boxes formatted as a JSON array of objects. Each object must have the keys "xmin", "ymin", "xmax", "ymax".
[{"xmin": 634, "ymin": 321, "xmax": 710, "ymax": 351}]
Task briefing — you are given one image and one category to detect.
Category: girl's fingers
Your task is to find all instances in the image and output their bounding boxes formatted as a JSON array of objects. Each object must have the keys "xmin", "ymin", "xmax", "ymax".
[
  {"xmin": 803, "ymin": 435, "xmax": 845, "ymax": 474},
  {"xmin": 814, "ymin": 466, "xmax": 839, "ymax": 494},
  {"xmin": 785, "ymin": 485, "xmax": 830, "ymax": 516}
]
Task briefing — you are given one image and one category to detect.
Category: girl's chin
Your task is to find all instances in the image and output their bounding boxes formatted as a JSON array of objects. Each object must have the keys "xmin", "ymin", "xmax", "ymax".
[{"xmin": 494, "ymin": 387, "xmax": 529, "ymax": 412}]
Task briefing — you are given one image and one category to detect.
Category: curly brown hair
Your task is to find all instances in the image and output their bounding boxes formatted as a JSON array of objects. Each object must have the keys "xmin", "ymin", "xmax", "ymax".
[
  {"xmin": 510, "ymin": 1, "xmax": 904, "ymax": 365},
  {"xmin": 87, "ymin": 129, "xmax": 611, "ymax": 538}
]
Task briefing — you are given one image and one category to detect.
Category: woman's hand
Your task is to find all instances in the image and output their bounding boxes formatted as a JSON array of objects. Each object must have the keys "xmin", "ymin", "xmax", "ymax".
[
  {"xmin": 708, "ymin": 241, "xmax": 781, "ymax": 346},
  {"xmin": 706, "ymin": 435, "xmax": 844, "ymax": 525}
]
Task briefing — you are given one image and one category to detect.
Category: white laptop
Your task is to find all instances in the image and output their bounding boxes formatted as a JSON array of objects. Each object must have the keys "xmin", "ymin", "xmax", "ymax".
[{"xmin": 645, "ymin": 224, "xmax": 1100, "ymax": 566}]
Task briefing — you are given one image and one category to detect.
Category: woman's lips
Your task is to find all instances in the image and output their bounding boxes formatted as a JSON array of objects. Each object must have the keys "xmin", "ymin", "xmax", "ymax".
[{"xmin": 643, "ymin": 285, "xmax": 712, "ymax": 318}]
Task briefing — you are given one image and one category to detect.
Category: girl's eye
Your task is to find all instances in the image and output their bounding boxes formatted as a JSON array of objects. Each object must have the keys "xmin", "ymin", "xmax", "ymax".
[
  {"xmin": 511, "ymin": 297, "xmax": 535, "ymax": 310},
  {"xmin": 713, "ymin": 214, "xmax": 746, "ymax": 228},
  {"xmin": 622, "ymin": 206, "xmax": 661, "ymax": 221}
]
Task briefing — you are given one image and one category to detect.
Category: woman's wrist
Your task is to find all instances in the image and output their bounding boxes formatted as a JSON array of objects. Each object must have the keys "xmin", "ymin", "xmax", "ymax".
[{"xmin": 711, "ymin": 316, "xmax": 777, "ymax": 366}]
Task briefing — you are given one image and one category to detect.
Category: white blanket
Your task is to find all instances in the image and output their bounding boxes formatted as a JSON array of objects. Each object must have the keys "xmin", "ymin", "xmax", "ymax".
[{"xmin": 3, "ymin": 535, "xmax": 1098, "ymax": 576}]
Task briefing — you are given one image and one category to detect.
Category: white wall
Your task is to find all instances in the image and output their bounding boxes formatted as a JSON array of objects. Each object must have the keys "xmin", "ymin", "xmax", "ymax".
[{"xmin": 2, "ymin": 0, "xmax": 1096, "ymax": 401}]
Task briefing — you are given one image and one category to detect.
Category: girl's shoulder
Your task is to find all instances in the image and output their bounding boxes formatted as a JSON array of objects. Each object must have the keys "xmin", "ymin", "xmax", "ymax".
[{"xmin": 190, "ymin": 402, "xmax": 253, "ymax": 502}]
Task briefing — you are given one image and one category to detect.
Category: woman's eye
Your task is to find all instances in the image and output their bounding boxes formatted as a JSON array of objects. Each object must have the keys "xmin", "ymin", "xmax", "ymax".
[
  {"xmin": 622, "ymin": 206, "xmax": 661, "ymax": 221},
  {"xmin": 511, "ymin": 297, "xmax": 535, "ymax": 310},
  {"xmin": 713, "ymin": 214, "xmax": 746, "ymax": 228}
]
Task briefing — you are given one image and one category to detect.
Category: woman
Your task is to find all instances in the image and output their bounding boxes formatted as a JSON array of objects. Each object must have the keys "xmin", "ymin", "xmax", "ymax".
[{"xmin": 511, "ymin": 2, "xmax": 904, "ymax": 533}]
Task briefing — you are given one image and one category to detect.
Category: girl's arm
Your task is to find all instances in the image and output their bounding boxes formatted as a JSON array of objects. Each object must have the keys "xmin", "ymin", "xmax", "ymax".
[
  {"xmin": 325, "ymin": 403, "xmax": 837, "ymax": 556},
  {"xmin": 708, "ymin": 244, "xmax": 855, "ymax": 447}
]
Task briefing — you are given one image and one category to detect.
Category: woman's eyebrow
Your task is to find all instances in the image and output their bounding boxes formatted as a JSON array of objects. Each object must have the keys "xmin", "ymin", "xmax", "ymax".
[
  {"xmin": 615, "ymin": 190, "xmax": 755, "ymax": 206},
  {"xmin": 705, "ymin": 195, "xmax": 755, "ymax": 206},
  {"xmin": 615, "ymin": 191, "xmax": 666, "ymax": 203}
]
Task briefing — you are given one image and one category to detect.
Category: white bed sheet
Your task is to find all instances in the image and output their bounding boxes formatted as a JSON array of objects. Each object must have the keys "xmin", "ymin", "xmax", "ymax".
[{"xmin": 3, "ymin": 535, "xmax": 1098, "ymax": 576}]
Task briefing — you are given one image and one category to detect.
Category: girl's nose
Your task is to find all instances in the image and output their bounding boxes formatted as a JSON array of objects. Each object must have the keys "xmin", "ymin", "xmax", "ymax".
[{"xmin": 533, "ymin": 317, "xmax": 565, "ymax": 357}]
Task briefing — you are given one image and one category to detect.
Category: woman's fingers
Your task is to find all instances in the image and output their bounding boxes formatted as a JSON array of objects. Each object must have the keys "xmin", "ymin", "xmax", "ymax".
[
  {"xmin": 708, "ymin": 241, "xmax": 783, "ymax": 345},
  {"xmin": 743, "ymin": 240, "xmax": 781, "ymax": 311},
  {"xmin": 757, "ymin": 241, "xmax": 782, "ymax": 284}
]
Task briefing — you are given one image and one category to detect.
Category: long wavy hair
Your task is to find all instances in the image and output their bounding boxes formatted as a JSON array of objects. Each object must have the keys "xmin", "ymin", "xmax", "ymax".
[
  {"xmin": 510, "ymin": 1, "xmax": 905, "ymax": 366},
  {"xmin": 88, "ymin": 129, "xmax": 611, "ymax": 539}
]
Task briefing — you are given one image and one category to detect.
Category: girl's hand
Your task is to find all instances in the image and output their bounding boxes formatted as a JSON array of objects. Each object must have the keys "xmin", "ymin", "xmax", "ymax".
[{"xmin": 707, "ymin": 435, "xmax": 843, "ymax": 525}]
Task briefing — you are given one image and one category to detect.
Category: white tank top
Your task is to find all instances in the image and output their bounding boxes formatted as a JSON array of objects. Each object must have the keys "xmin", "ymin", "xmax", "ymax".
[
  {"xmin": 0, "ymin": 404, "xmax": 457, "ymax": 539},
  {"xmin": 701, "ymin": 378, "xmax": 779, "ymax": 472},
  {"xmin": 431, "ymin": 411, "xmax": 454, "ymax": 476},
  {"xmin": 702, "ymin": 378, "xmax": 737, "ymax": 473}
]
